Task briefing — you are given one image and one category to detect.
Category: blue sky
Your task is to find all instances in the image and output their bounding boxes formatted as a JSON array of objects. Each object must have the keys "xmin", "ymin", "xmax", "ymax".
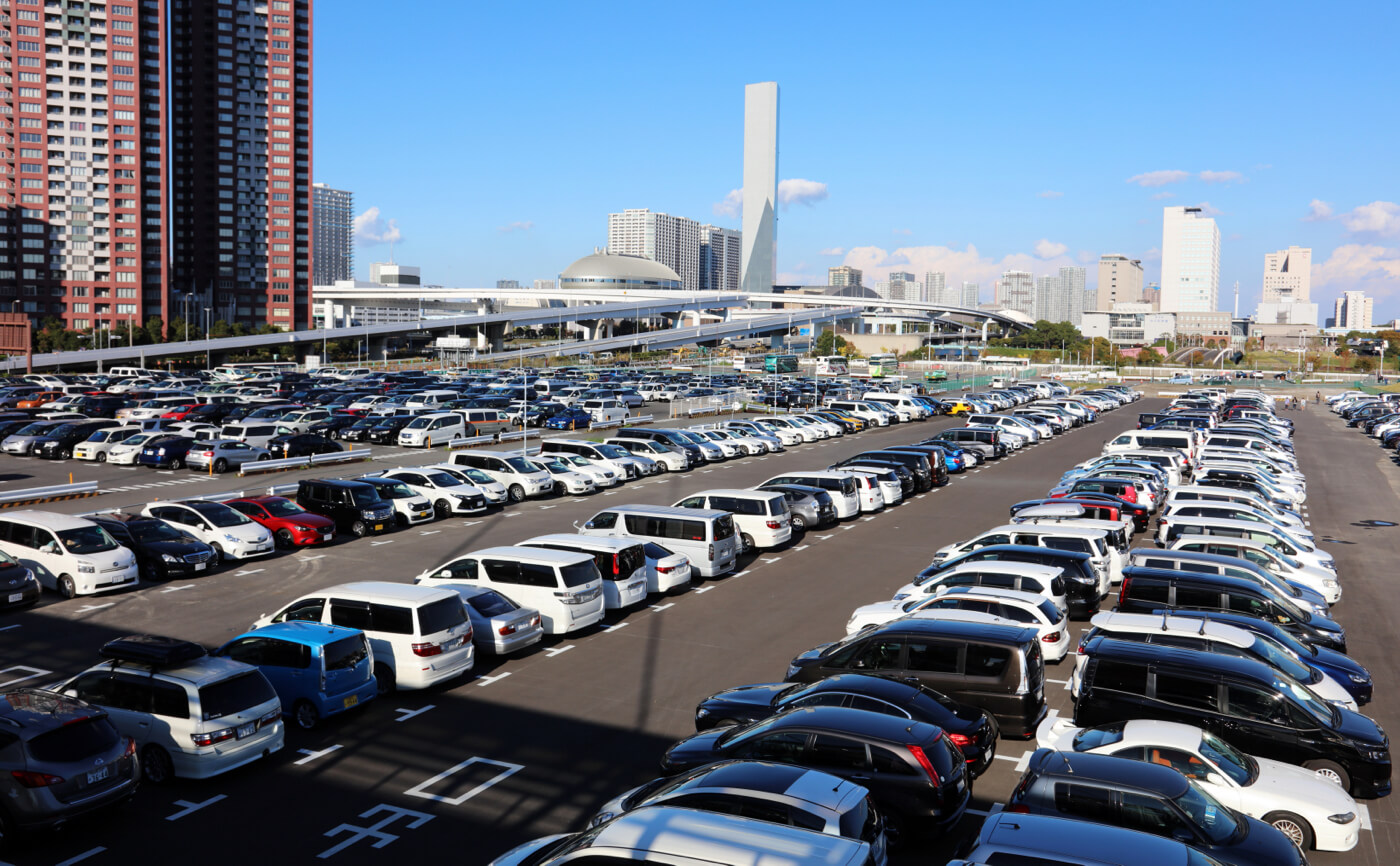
[{"xmin": 315, "ymin": 1, "xmax": 1400, "ymax": 320}]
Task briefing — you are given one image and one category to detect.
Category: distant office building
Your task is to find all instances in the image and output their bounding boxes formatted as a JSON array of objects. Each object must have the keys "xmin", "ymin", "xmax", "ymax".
[
  {"xmin": 370, "ymin": 263, "xmax": 421, "ymax": 287},
  {"xmin": 960, "ymin": 282, "xmax": 980, "ymax": 308},
  {"xmin": 496, "ymin": 280, "xmax": 521, "ymax": 289},
  {"xmin": 741, "ymin": 82, "xmax": 779, "ymax": 295},
  {"xmin": 828, "ymin": 265, "xmax": 863, "ymax": 289},
  {"xmin": 924, "ymin": 272, "xmax": 948, "ymax": 305},
  {"xmin": 1263, "ymin": 246, "xmax": 1312, "ymax": 303},
  {"xmin": 1160, "ymin": 206, "xmax": 1221, "ymax": 313},
  {"xmin": 1035, "ymin": 275, "xmax": 1064, "ymax": 323},
  {"xmin": 1084, "ymin": 289, "xmax": 1098, "ymax": 317},
  {"xmin": 1060, "ymin": 266, "xmax": 1087, "ymax": 325},
  {"xmin": 996, "ymin": 271, "xmax": 1036, "ymax": 319},
  {"xmin": 1334, "ymin": 291, "xmax": 1374, "ymax": 330},
  {"xmin": 1141, "ymin": 282, "xmax": 1161, "ymax": 310},
  {"xmin": 1081, "ymin": 304, "xmax": 1177, "ymax": 347},
  {"xmin": 1176, "ymin": 310, "xmax": 1233, "ymax": 343},
  {"xmin": 1096, "ymin": 254, "xmax": 1143, "ymax": 310},
  {"xmin": 1255, "ymin": 301, "xmax": 1318, "ymax": 326},
  {"xmin": 533, "ymin": 280, "xmax": 556, "ymax": 292},
  {"xmin": 313, "ymin": 184, "xmax": 354, "ymax": 287},
  {"xmin": 884, "ymin": 272, "xmax": 916, "ymax": 303},
  {"xmin": 699, "ymin": 225, "xmax": 743, "ymax": 293},
  {"xmin": 607, "ymin": 209, "xmax": 702, "ymax": 293}
]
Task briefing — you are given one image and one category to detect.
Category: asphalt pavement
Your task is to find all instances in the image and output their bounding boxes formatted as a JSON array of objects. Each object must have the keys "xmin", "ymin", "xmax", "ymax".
[{"xmin": 0, "ymin": 398, "xmax": 1393, "ymax": 866}]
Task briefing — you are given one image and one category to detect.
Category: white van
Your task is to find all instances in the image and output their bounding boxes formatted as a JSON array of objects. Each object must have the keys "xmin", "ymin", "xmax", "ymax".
[
  {"xmin": 862, "ymin": 392, "xmax": 927, "ymax": 421},
  {"xmin": 0, "ymin": 511, "xmax": 138, "ymax": 598},
  {"xmin": 579, "ymin": 398, "xmax": 629, "ymax": 425},
  {"xmin": 220, "ymin": 422, "xmax": 282, "ymax": 449},
  {"xmin": 579, "ymin": 504, "xmax": 739, "ymax": 578},
  {"xmin": 826, "ymin": 400, "xmax": 889, "ymax": 427},
  {"xmin": 673, "ymin": 489, "xmax": 792, "ymax": 553},
  {"xmin": 415, "ymin": 546, "xmax": 606, "ymax": 634},
  {"xmin": 517, "ymin": 534, "xmax": 649, "ymax": 611},
  {"xmin": 1102, "ymin": 429, "xmax": 1197, "ymax": 460},
  {"xmin": 449, "ymin": 450, "xmax": 553, "ymax": 501},
  {"xmin": 933, "ymin": 523, "xmax": 1117, "ymax": 594},
  {"xmin": 539, "ymin": 439, "xmax": 644, "ymax": 480},
  {"xmin": 254, "ymin": 581, "xmax": 474, "ymax": 693},
  {"xmin": 759, "ymin": 471, "xmax": 861, "ymax": 519},
  {"xmin": 605, "ymin": 437, "xmax": 688, "ymax": 472},
  {"xmin": 405, "ymin": 390, "xmax": 458, "ymax": 410},
  {"xmin": 108, "ymin": 366, "xmax": 161, "ymax": 380},
  {"xmin": 398, "ymin": 412, "xmax": 471, "ymax": 447}
]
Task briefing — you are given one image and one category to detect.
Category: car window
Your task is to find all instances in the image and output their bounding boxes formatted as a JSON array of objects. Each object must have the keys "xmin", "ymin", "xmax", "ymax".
[
  {"xmin": 743, "ymin": 731, "xmax": 808, "ymax": 762},
  {"xmin": 1090, "ymin": 659, "xmax": 1148, "ymax": 694},
  {"xmin": 966, "ymin": 645, "xmax": 1011, "ymax": 678},
  {"xmin": 585, "ymin": 512, "xmax": 617, "ymax": 530},
  {"xmin": 905, "ymin": 641, "xmax": 959, "ymax": 673},
  {"xmin": 1120, "ymin": 791, "xmax": 1185, "ymax": 836},
  {"xmin": 851, "ymin": 639, "xmax": 902, "ymax": 672},
  {"xmin": 1052, "ymin": 782, "xmax": 1115, "ymax": 819},
  {"xmin": 1155, "ymin": 673, "xmax": 1220, "ymax": 711},
  {"xmin": 198, "ymin": 671, "xmax": 276, "ymax": 720},
  {"xmin": 277, "ymin": 597, "xmax": 324, "ymax": 623},
  {"xmin": 1225, "ymin": 683, "xmax": 1292, "ymax": 725},
  {"xmin": 808, "ymin": 734, "xmax": 868, "ymax": 771}
]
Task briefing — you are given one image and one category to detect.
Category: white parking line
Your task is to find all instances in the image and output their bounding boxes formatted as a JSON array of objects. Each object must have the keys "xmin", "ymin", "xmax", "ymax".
[
  {"xmin": 160, "ymin": 584, "xmax": 197, "ymax": 594},
  {"xmin": 295, "ymin": 744, "xmax": 344, "ymax": 765},
  {"xmin": 544, "ymin": 645, "xmax": 575, "ymax": 657},
  {"xmin": 395, "ymin": 705, "xmax": 435, "ymax": 722},
  {"xmin": 601, "ymin": 622, "xmax": 629, "ymax": 632},
  {"xmin": 56, "ymin": 848, "xmax": 106, "ymax": 866},
  {"xmin": 475, "ymin": 672, "xmax": 511, "ymax": 687}
]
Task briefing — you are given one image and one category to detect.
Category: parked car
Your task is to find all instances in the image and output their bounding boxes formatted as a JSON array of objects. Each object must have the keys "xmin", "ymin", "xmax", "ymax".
[
  {"xmin": 267, "ymin": 433, "xmax": 343, "ymax": 459},
  {"xmin": 435, "ymin": 584, "xmax": 544, "ymax": 656},
  {"xmin": 213, "ymin": 623, "xmax": 378, "ymax": 730},
  {"xmin": 139, "ymin": 501, "xmax": 275, "ymax": 562},
  {"xmin": 184, "ymin": 439, "xmax": 272, "ymax": 473},
  {"xmin": 957, "ymin": 812, "xmax": 1224, "ymax": 866},
  {"xmin": 294, "ymin": 479, "xmax": 395, "ymax": 538},
  {"xmin": 224, "ymin": 496, "xmax": 337, "ymax": 549},
  {"xmin": 89, "ymin": 512, "xmax": 217, "ymax": 582},
  {"xmin": 137, "ymin": 435, "xmax": 197, "ymax": 470}
]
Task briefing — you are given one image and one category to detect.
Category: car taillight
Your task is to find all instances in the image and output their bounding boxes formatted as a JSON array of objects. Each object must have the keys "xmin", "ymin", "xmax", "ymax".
[
  {"xmin": 1006, "ymin": 803, "xmax": 1030, "ymax": 814},
  {"xmin": 499, "ymin": 623, "xmax": 517, "ymax": 636},
  {"xmin": 412, "ymin": 641, "xmax": 443, "ymax": 657},
  {"xmin": 1042, "ymin": 631, "xmax": 1061, "ymax": 642},
  {"xmin": 1118, "ymin": 576, "xmax": 1131, "ymax": 606},
  {"xmin": 199, "ymin": 451, "xmax": 214, "ymax": 457},
  {"xmin": 657, "ymin": 564, "xmax": 675, "ymax": 574},
  {"xmin": 612, "ymin": 554, "xmax": 621, "ymax": 576},
  {"xmin": 766, "ymin": 520, "xmax": 781, "ymax": 530},
  {"xmin": 124, "ymin": 736, "xmax": 137, "ymax": 757},
  {"xmin": 707, "ymin": 543, "xmax": 715, "ymax": 561},
  {"xmin": 907, "ymin": 742, "xmax": 941, "ymax": 787},
  {"xmin": 191, "ymin": 727, "xmax": 237, "ymax": 747},
  {"xmin": 947, "ymin": 731, "xmax": 972, "ymax": 749},
  {"xmin": 11, "ymin": 769, "xmax": 64, "ymax": 787}
]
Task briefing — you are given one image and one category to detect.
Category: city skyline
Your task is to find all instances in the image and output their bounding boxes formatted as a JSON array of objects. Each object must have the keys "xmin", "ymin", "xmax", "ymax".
[{"xmin": 314, "ymin": 1, "xmax": 1400, "ymax": 320}]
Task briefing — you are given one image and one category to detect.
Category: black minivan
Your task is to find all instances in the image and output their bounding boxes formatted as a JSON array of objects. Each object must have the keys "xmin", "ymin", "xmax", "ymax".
[
  {"xmin": 1073, "ymin": 637, "xmax": 1390, "ymax": 799},
  {"xmin": 1116, "ymin": 567, "xmax": 1347, "ymax": 652},
  {"xmin": 786, "ymin": 618, "xmax": 1047, "ymax": 738},
  {"xmin": 295, "ymin": 479, "xmax": 395, "ymax": 538}
]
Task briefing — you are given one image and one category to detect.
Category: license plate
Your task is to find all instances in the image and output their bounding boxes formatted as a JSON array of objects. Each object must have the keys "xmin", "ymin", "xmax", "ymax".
[
  {"xmin": 956, "ymin": 776, "xmax": 966, "ymax": 793},
  {"xmin": 6, "ymin": 592, "xmax": 21, "ymax": 603},
  {"xmin": 322, "ymin": 533, "xmax": 333, "ymax": 541},
  {"xmin": 343, "ymin": 694, "xmax": 358, "ymax": 709},
  {"xmin": 195, "ymin": 562, "xmax": 207, "ymax": 571},
  {"xmin": 86, "ymin": 765, "xmax": 109, "ymax": 785},
  {"xmin": 235, "ymin": 722, "xmax": 255, "ymax": 739},
  {"xmin": 373, "ymin": 524, "xmax": 383, "ymax": 532}
]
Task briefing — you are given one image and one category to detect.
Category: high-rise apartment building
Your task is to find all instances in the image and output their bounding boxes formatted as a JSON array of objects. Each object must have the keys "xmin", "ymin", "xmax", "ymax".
[
  {"xmin": 1096, "ymin": 254, "xmax": 1143, "ymax": 310},
  {"xmin": 170, "ymin": 0, "xmax": 314, "ymax": 331},
  {"xmin": 1262, "ymin": 246, "xmax": 1312, "ymax": 303},
  {"xmin": 495, "ymin": 279, "xmax": 520, "ymax": 289},
  {"xmin": 0, "ymin": 1, "xmax": 167, "ymax": 332},
  {"xmin": 1035, "ymin": 275, "xmax": 1063, "ymax": 322},
  {"xmin": 1334, "ymin": 291, "xmax": 1374, "ymax": 330},
  {"xmin": 699, "ymin": 224, "xmax": 741, "ymax": 293},
  {"xmin": 924, "ymin": 271, "xmax": 947, "ymax": 305},
  {"xmin": 960, "ymin": 282, "xmax": 979, "ymax": 308},
  {"xmin": 1059, "ymin": 266, "xmax": 1086, "ymax": 324},
  {"xmin": 828, "ymin": 265, "xmax": 862, "ymax": 289},
  {"xmin": 886, "ymin": 271, "xmax": 914, "ymax": 302},
  {"xmin": 1141, "ymin": 283, "xmax": 1161, "ymax": 310},
  {"xmin": 607, "ymin": 208, "xmax": 701, "ymax": 293},
  {"xmin": 312, "ymin": 183, "xmax": 352, "ymax": 286},
  {"xmin": 741, "ymin": 82, "xmax": 778, "ymax": 295},
  {"xmin": 1159, "ymin": 206, "xmax": 1220, "ymax": 314},
  {"xmin": 996, "ymin": 271, "xmax": 1035, "ymax": 319},
  {"xmin": 532, "ymin": 279, "xmax": 555, "ymax": 292}
]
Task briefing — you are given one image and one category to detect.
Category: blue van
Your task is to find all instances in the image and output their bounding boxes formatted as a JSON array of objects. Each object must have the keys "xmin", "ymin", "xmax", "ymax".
[{"xmin": 214, "ymin": 622, "xmax": 377, "ymax": 729}]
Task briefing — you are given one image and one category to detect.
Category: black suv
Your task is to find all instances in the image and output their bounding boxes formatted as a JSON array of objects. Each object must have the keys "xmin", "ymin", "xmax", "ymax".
[
  {"xmin": 912, "ymin": 544, "xmax": 1099, "ymax": 618},
  {"xmin": 786, "ymin": 618, "xmax": 1046, "ymax": 738},
  {"xmin": 1074, "ymin": 637, "xmax": 1390, "ymax": 798},
  {"xmin": 34, "ymin": 419, "xmax": 120, "ymax": 459},
  {"xmin": 659, "ymin": 705, "xmax": 970, "ymax": 839},
  {"xmin": 693, "ymin": 672, "xmax": 999, "ymax": 778},
  {"xmin": 295, "ymin": 479, "xmax": 394, "ymax": 537},
  {"xmin": 90, "ymin": 513, "xmax": 217, "ymax": 582},
  {"xmin": 837, "ymin": 451, "xmax": 933, "ymax": 492},
  {"xmin": 1007, "ymin": 749, "xmax": 1303, "ymax": 866},
  {"xmin": 1116, "ymin": 568, "xmax": 1346, "ymax": 652}
]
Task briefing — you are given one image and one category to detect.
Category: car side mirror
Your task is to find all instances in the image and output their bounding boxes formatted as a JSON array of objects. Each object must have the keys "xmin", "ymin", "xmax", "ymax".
[
  {"xmin": 40, "ymin": 541, "xmax": 59, "ymax": 554},
  {"xmin": 1205, "ymin": 772, "xmax": 1227, "ymax": 787},
  {"xmin": 1170, "ymin": 827, "xmax": 1194, "ymax": 843}
]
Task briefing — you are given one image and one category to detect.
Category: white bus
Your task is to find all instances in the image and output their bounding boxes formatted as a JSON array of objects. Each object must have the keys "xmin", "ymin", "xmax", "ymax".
[
  {"xmin": 815, "ymin": 355, "xmax": 849, "ymax": 376},
  {"xmin": 209, "ymin": 362, "xmax": 299, "ymax": 382},
  {"xmin": 981, "ymin": 356, "xmax": 1032, "ymax": 369}
]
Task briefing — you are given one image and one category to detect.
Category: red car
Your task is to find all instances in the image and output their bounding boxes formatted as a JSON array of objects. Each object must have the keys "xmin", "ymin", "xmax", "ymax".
[
  {"xmin": 225, "ymin": 496, "xmax": 336, "ymax": 548},
  {"xmin": 160, "ymin": 403, "xmax": 201, "ymax": 421}
]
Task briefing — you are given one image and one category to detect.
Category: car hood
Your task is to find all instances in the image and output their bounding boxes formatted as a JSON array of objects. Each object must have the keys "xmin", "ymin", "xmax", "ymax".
[
  {"xmin": 660, "ymin": 727, "xmax": 730, "ymax": 770},
  {"xmin": 849, "ymin": 598, "xmax": 910, "ymax": 625},
  {"xmin": 1334, "ymin": 705, "xmax": 1387, "ymax": 747},
  {"xmin": 1250, "ymin": 755, "xmax": 1359, "ymax": 815},
  {"xmin": 704, "ymin": 682, "xmax": 791, "ymax": 710},
  {"xmin": 139, "ymin": 538, "xmax": 212, "ymax": 557}
]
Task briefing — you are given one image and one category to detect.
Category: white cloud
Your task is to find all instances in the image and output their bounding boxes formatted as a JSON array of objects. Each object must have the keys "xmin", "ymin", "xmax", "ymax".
[
  {"xmin": 1303, "ymin": 199, "xmax": 1334, "ymax": 222},
  {"xmin": 819, "ymin": 247, "xmax": 845, "ymax": 256},
  {"xmin": 1037, "ymin": 190, "xmax": 1063, "ymax": 199},
  {"xmin": 353, "ymin": 206, "xmax": 402, "ymax": 246},
  {"xmin": 1313, "ymin": 243, "xmax": 1400, "ymax": 303},
  {"xmin": 1126, "ymin": 170, "xmax": 1190, "ymax": 187},
  {"xmin": 893, "ymin": 228, "xmax": 912, "ymax": 236},
  {"xmin": 1142, "ymin": 247, "xmax": 1162, "ymax": 262},
  {"xmin": 1193, "ymin": 201, "xmax": 1223, "ymax": 217},
  {"xmin": 1341, "ymin": 201, "xmax": 1400, "ymax": 237},
  {"xmin": 1076, "ymin": 250, "xmax": 1095, "ymax": 265},
  {"xmin": 1151, "ymin": 192, "xmax": 1175, "ymax": 200},
  {"xmin": 1034, "ymin": 239, "xmax": 1068, "ymax": 259},
  {"xmin": 497, "ymin": 221, "xmax": 534, "ymax": 233},
  {"xmin": 778, "ymin": 178, "xmax": 829, "ymax": 208},
  {"xmin": 712, "ymin": 188, "xmax": 743, "ymax": 218},
  {"xmin": 1199, "ymin": 170, "xmax": 1245, "ymax": 184},
  {"xmin": 841, "ymin": 243, "xmax": 1080, "ymax": 295}
]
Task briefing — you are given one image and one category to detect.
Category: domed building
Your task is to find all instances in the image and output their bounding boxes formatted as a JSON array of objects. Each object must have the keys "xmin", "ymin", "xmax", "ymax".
[{"xmin": 559, "ymin": 251, "xmax": 683, "ymax": 291}]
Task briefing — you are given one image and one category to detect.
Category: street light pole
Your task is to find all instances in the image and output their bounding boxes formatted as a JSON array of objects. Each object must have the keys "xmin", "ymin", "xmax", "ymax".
[{"xmin": 203, "ymin": 307, "xmax": 211, "ymax": 369}]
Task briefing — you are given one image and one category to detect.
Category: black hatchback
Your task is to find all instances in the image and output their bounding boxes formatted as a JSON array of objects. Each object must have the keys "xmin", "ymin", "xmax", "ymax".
[
  {"xmin": 693, "ymin": 673, "xmax": 999, "ymax": 778},
  {"xmin": 267, "ymin": 433, "xmax": 342, "ymax": 459},
  {"xmin": 660, "ymin": 705, "xmax": 970, "ymax": 839},
  {"xmin": 90, "ymin": 513, "xmax": 217, "ymax": 582}
]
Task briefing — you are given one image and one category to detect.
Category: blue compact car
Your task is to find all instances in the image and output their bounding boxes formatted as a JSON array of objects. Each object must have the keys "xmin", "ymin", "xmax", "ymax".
[
  {"xmin": 543, "ymin": 407, "xmax": 593, "ymax": 430},
  {"xmin": 215, "ymin": 622, "xmax": 377, "ymax": 729}
]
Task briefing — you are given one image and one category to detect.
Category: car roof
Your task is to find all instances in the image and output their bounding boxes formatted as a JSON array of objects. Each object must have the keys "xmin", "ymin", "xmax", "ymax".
[
  {"xmin": 864, "ymin": 616, "xmax": 1038, "ymax": 644},
  {"xmin": 941, "ymin": 561, "xmax": 1063, "ymax": 579},
  {"xmin": 1031, "ymin": 748, "xmax": 1189, "ymax": 794},
  {"xmin": 468, "ymin": 545, "xmax": 596, "ymax": 565},
  {"xmin": 320, "ymin": 581, "xmax": 461, "ymax": 603},
  {"xmin": 1084, "ymin": 636, "xmax": 1279, "ymax": 681},
  {"xmin": 946, "ymin": 544, "xmax": 1091, "ymax": 564},
  {"xmin": 95, "ymin": 652, "xmax": 256, "ymax": 686},
  {"xmin": 906, "ymin": 609, "xmax": 1019, "ymax": 627},
  {"xmin": 520, "ymin": 534, "xmax": 641, "ymax": 552},
  {"xmin": 689, "ymin": 488, "xmax": 784, "ymax": 500},
  {"xmin": 757, "ymin": 705, "xmax": 939, "ymax": 743},
  {"xmin": 0, "ymin": 689, "xmax": 99, "ymax": 732},
  {"xmin": 1089, "ymin": 611, "xmax": 1254, "ymax": 648},
  {"xmin": 4, "ymin": 510, "xmax": 103, "ymax": 530},
  {"xmin": 235, "ymin": 621, "xmax": 362, "ymax": 648},
  {"xmin": 664, "ymin": 760, "xmax": 859, "ymax": 810},
  {"xmin": 1129, "ymin": 547, "xmax": 1268, "ymax": 572},
  {"xmin": 976, "ymin": 812, "xmax": 1195, "ymax": 865},
  {"xmin": 587, "ymin": 805, "xmax": 868, "ymax": 864},
  {"xmin": 601, "ymin": 503, "xmax": 731, "ymax": 519},
  {"xmin": 939, "ymin": 586, "xmax": 1052, "ymax": 607},
  {"xmin": 1122, "ymin": 566, "xmax": 1261, "ymax": 592}
]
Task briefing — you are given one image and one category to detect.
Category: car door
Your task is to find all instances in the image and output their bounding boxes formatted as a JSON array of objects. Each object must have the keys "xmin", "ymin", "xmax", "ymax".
[
  {"xmin": 736, "ymin": 731, "xmax": 811, "ymax": 764},
  {"xmin": 1220, "ymin": 681, "xmax": 1312, "ymax": 766},
  {"xmin": 273, "ymin": 596, "xmax": 326, "ymax": 623},
  {"xmin": 1118, "ymin": 790, "xmax": 1200, "ymax": 843}
]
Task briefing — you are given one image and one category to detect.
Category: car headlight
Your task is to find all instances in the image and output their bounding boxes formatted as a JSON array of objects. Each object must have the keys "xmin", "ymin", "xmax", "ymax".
[
  {"xmin": 1328, "ymin": 812, "xmax": 1356, "ymax": 825},
  {"xmin": 695, "ymin": 707, "xmax": 709, "ymax": 718},
  {"xmin": 161, "ymin": 554, "xmax": 179, "ymax": 563},
  {"xmin": 293, "ymin": 525, "xmax": 313, "ymax": 532},
  {"xmin": 786, "ymin": 664, "xmax": 801, "ymax": 679},
  {"xmin": 1355, "ymin": 744, "xmax": 1388, "ymax": 762},
  {"xmin": 1324, "ymin": 579, "xmax": 1339, "ymax": 589},
  {"xmin": 1348, "ymin": 672, "xmax": 1371, "ymax": 684},
  {"xmin": 22, "ymin": 569, "xmax": 34, "ymax": 584},
  {"xmin": 224, "ymin": 534, "xmax": 240, "ymax": 543},
  {"xmin": 77, "ymin": 564, "xmax": 95, "ymax": 574},
  {"xmin": 362, "ymin": 510, "xmax": 378, "ymax": 520}
]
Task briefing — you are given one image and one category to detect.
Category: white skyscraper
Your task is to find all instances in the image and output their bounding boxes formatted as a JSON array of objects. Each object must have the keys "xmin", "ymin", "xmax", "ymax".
[
  {"xmin": 924, "ymin": 272, "xmax": 948, "ymax": 305},
  {"xmin": 1334, "ymin": 292, "xmax": 1374, "ymax": 330},
  {"xmin": 1060, "ymin": 266, "xmax": 1087, "ymax": 325},
  {"xmin": 741, "ymin": 82, "xmax": 779, "ymax": 295},
  {"xmin": 961, "ymin": 282, "xmax": 980, "ymax": 308},
  {"xmin": 607, "ymin": 209, "xmax": 702, "ymax": 293},
  {"xmin": 1035, "ymin": 275, "xmax": 1064, "ymax": 322},
  {"xmin": 699, "ymin": 225, "xmax": 743, "ymax": 293},
  {"xmin": 1159, "ymin": 206, "xmax": 1221, "ymax": 313},
  {"xmin": 996, "ymin": 271, "xmax": 1036, "ymax": 319}
]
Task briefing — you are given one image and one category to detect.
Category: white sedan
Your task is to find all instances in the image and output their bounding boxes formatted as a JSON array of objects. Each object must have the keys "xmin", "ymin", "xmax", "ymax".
[
  {"xmin": 553, "ymin": 453, "xmax": 622, "ymax": 487},
  {"xmin": 424, "ymin": 463, "xmax": 509, "ymax": 505},
  {"xmin": 530, "ymin": 456, "xmax": 596, "ymax": 495},
  {"xmin": 107, "ymin": 432, "xmax": 175, "ymax": 466},
  {"xmin": 376, "ymin": 467, "xmax": 491, "ymax": 518},
  {"xmin": 1037, "ymin": 717, "xmax": 1360, "ymax": 853},
  {"xmin": 140, "ymin": 500, "xmax": 275, "ymax": 561}
]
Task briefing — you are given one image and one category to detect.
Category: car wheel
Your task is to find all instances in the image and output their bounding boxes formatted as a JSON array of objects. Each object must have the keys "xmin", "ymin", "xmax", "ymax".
[
  {"xmin": 508, "ymin": 484, "xmax": 526, "ymax": 503},
  {"xmin": 1305, "ymin": 759, "xmax": 1350, "ymax": 791},
  {"xmin": 790, "ymin": 514, "xmax": 806, "ymax": 532},
  {"xmin": 58, "ymin": 574, "xmax": 77, "ymax": 599},
  {"xmin": 434, "ymin": 499, "xmax": 452, "ymax": 520},
  {"xmin": 141, "ymin": 744, "xmax": 175, "ymax": 784},
  {"xmin": 395, "ymin": 513, "xmax": 408, "ymax": 528},
  {"xmin": 96, "ymin": 451, "xmax": 107, "ymax": 463},
  {"xmin": 257, "ymin": 454, "xmax": 269, "ymax": 461},
  {"xmin": 213, "ymin": 458, "xmax": 228, "ymax": 473},
  {"xmin": 740, "ymin": 533, "xmax": 754, "ymax": 554},
  {"xmin": 1263, "ymin": 812, "xmax": 1313, "ymax": 851},
  {"xmin": 275, "ymin": 528, "xmax": 295, "ymax": 550},
  {"xmin": 209, "ymin": 542, "xmax": 225, "ymax": 561},
  {"xmin": 292, "ymin": 699, "xmax": 320, "ymax": 731},
  {"xmin": 374, "ymin": 663, "xmax": 396, "ymax": 696},
  {"xmin": 170, "ymin": 457, "xmax": 184, "ymax": 469},
  {"xmin": 138, "ymin": 560, "xmax": 160, "ymax": 583},
  {"xmin": 59, "ymin": 447, "xmax": 71, "ymax": 459},
  {"xmin": 351, "ymin": 520, "xmax": 368, "ymax": 538},
  {"xmin": 553, "ymin": 482, "xmax": 566, "ymax": 497}
]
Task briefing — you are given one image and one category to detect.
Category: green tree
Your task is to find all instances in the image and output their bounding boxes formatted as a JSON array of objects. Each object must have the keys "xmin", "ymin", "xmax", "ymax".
[
  {"xmin": 813, "ymin": 328, "xmax": 849, "ymax": 356},
  {"xmin": 1135, "ymin": 349, "xmax": 1162, "ymax": 367},
  {"xmin": 143, "ymin": 316, "xmax": 165, "ymax": 344}
]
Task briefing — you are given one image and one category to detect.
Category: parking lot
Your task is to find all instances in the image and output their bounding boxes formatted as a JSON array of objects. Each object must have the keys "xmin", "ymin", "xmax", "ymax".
[{"xmin": 0, "ymin": 396, "xmax": 1394, "ymax": 864}]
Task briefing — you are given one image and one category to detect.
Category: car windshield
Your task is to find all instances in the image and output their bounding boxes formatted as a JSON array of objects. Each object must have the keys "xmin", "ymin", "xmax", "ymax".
[
  {"xmin": 196, "ymin": 505, "xmax": 251, "ymax": 527},
  {"xmin": 1248, "ymin": 635, "xmax": 1314, "ymax": 682},
  {"xmin": 57, "ymin": 525, "xmax": 119, "ymax": 554},
  {"xmin": 1199, "ymin": 731, "xmax": 1257, "ymax": 786},
  {"xmin": 503, "ymin": 457, "xmax": 537, "ymax": 473},
  {"xmin": 376, "ymin": 482, "xmax": 415, "ymax": 499},
  {"xmin": 130, "ymin": 521, "xmax": 186, "ymax": 543},
  {"xmin": 1175, "ymin": 780, "xmax": 1241, "ymax": 844},
  {"xmin": 1071, "ymin": 724, "xmax": 1124, "ymax": 752},
  {"xmin": 562, "ymin": 455, "xmax": 593, "ymax": 467},
  {"xmin": 454, "ymin": 467, "xmax": 493, "ymax": 484},
  {"xmin": 421, "ymin": 471, "xmax": 462, "ymax": 488},
  {"xmin": 260, "ymin": 499, "xmax": 303, "ymax": 518},
  {"xmin": 466, "ymin": 589, "xmax": 518, "ymax": 617},
  {"xmin": 349, "ymin": 488, "xmax": 382, "ymax": 507},
  {"xmin": 596, "ymin": 444, "xmax": 628, "ymax": 459},
  {"xmin": 15, "ymin": 422, "xmax": 52, "ymax": 435},
  {"xmin": 1276, "ymin": 676, "xmax": 1336, "ymax": 725}
]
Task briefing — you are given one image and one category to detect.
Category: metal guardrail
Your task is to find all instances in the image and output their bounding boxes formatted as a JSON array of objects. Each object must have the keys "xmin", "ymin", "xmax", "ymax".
[
  {"xmin": 238, "ymin": 448, "xmax": 372, "ymax": 476},
  {"xmin": 310, "ymin": 448, "xmax": 372, "ymax": 465},
  {"xmin": 0, "ymin": 481, "xmax": 100, "ymax": 508}
]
